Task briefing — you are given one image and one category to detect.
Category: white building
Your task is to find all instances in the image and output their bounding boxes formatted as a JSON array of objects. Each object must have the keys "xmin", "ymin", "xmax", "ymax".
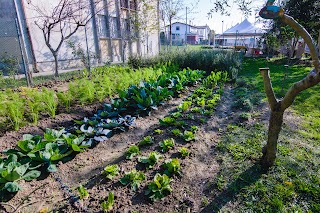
[
  {"xmin": 0, "ymin": 0, "xmax": 160, "ymax": 74},
  {"xmin": 165, "ymin": 22, "xmax": 210, "ymax": 45}
]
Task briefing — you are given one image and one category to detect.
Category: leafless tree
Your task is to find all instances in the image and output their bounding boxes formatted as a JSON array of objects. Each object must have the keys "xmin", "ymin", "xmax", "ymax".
[
  {"xmin": 28, "ymin": 0, "xmax": 101, "ymax": 77},
  {"xmin": 259, "ymin": 1, "xmax": 320, "ymax": 169}
]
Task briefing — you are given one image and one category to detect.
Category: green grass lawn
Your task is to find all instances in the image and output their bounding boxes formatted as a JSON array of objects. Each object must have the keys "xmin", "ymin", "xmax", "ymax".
[
  {"xmin": 241, "ymin": 58, "xmax": 320, "ymax": 141},
  {"xmin": 207, "ymin": 58, "xmax": 320, "ymax": 212}
]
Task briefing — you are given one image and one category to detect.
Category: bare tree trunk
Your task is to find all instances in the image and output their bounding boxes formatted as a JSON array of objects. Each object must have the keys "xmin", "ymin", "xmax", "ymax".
[
  {"xmin": 53, "ymin": 54, "xmax": 59, "ymax": 77},
  {"xmin": 169, "ymin": 19, "xmax": 172, "ymax": 47},
  {"xmin": 261, "ymin": 110, "xmax": 284, "ymax": 168},
  {"xmin": 318, "ymin": 30, "xmax": 320, "ymax": 51}
]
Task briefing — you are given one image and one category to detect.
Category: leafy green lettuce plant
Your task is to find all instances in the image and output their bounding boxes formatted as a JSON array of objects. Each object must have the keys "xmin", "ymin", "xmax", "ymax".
[
  {"xmin": 125, "ymin": 145, "xmax": 140, "ymax": 160},
  {"xmin": 163, "ymin": 158, "xmax": 181, "ymax": 176},
  {"xmin": 145, "ymin": 173, "xmax": 172, "ymax": 202},
  {"xmin": 159, "ymin": 138, "xmax": 175, "ymax": 152},
  {"xmin": 179, "ymin": 147, "xmax": 190, "ymax": 157},
  {"xmin": 138, "ymin": 136, "xmax": 154, "ymax": 147},
  {"xmin": 138, "ymin": 151, "xmax": 162, "ymax": 169},
  {"xmin": 77, "ymin": 184, "xmax": 89, "ymax": 200},
  {"xmin": 103, "ymin": 164, "xmax": 119, "ymax": 180},
  {"xmin": 120, "ymin": 169, "xmax": 145, "ymax": 191},
  {"xmin": 101, "ymin": 192, "xmax": 114, "ymax": 212}
]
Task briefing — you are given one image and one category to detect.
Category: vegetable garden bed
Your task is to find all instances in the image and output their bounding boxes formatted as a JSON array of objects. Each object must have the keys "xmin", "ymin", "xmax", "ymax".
[{"xmin": 0, "ymin": 64, "xmax": 229, "ymax": 212}]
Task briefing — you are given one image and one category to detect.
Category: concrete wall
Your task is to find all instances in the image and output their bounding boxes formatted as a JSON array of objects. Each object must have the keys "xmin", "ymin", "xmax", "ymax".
[{"xmin": 7, "ymin": 0, "xmax": 160, "ymax": 73}]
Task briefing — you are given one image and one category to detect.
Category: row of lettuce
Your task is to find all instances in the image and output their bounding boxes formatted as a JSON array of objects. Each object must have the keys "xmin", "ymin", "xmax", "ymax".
[
  {"xmin": 96, "ymin": 75, "xmax": 227, "ymax": 211},
  {"xmin": 0, "ymin": 63, "xmax": 227, "ymax": 195}
]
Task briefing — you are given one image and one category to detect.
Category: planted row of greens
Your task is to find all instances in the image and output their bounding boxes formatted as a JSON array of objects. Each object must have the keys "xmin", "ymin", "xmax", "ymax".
[
  {"xmin": 0, "ymin": 67, "xmax": 206, "ymax": 195},
  {"xmin": 70, "ymin": 67, "xmax": 205, "ymax": 143},
  {"xmin": 0, "ymin": 65, "xmax": 163, "ymax": 131},
  {"xmin": 85, "ymin": 71, "xmax": 228, "ymax": 210}
]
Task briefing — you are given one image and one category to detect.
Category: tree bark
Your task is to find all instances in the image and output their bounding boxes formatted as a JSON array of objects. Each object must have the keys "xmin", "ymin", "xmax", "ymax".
[
  {"xmin": 261, "ymin": 109, "xmax": 284, "ymax": 168},
  {"xmin": 169, "ymin": 19, "xmax": 172, "ymax": 46},
  {"xmin": 53, "ymin": 54, "xmax": 59, "ymax": 78}
]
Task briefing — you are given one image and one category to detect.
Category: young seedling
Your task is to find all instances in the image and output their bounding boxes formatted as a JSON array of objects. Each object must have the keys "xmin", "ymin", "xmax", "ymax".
[
  {"xmin": 101, "ymin": 192, "xmax": 114, "ymax": 212},
  {"xmin": 163, "ymin": 158, "xmax": 181, "ymax": 176},
  {"xmin": 120, "ymin": 169, "xmax": 145, "ymax": 191},
  {"xmin": 77, "ymin": 185, "xmax": 89, "ymax": 200},
  {"xmin": 178, "ymin": 101, "xmax": 192, "ymax": 112},
  {"xmin": 170, "ymin": 111, "xmax": 182, "ymax": 119},
  {"xmin": 159, "ymin": 117, "xmax": 176, "ymax": 126},
  {"xmin": 159, "ymin": 138, "xmax": 175, "ymax": 152},
  {"xmin": 145, "ymin": 173, "xmax": 172, "ymax": 202},
  {"xmin": 103, "ymin": 164, "xmax": 119, "ymax": 180},
  {"xmin": 190, "ymin": 125, "xmax": 198, "ymax": 133},
  {"xmin": 171, "ymin": 129, "xmax": 181, "ymax": 137},
  {"xmin": 154, "ymin": 129, "xmax": 163, "ymax": 134},
  {"xmin": 138, "ymin": 136, "xmax": 154, "ymax": 146},
  {"xmin": 179, "ymin": 147, "xmax": 190, "ymax": 158},
  {"xmin": 125, "ymin": 145, "xmax": 140, "ymax": 159},
  {"xmin": 183, "ymin": 130, "xmax": 196, "ymax": 142},
  {"xmin": 138, "ymin": 151, "xmax": 162, "ymax": 169}
]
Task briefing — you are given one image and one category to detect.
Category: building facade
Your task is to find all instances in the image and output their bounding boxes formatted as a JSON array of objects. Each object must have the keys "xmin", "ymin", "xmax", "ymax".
[
  {"xmin": 165, "ymin": 22, "xmax": 210, "ymax": 45},
  {"xmin": 0, "ymin": 0, "xmax": 160, "ymax": 74}
]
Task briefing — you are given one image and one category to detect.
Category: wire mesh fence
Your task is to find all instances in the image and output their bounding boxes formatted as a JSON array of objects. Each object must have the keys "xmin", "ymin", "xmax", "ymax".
[{"xmin": 0, "ymin": 1, "xmax": 25, "ymax": 77}]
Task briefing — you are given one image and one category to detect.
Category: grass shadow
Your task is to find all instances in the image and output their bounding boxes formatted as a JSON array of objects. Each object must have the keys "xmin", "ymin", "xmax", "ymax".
[{"xmin": 201, "ymin": 162, "xmax": 263, "ymax": 213}]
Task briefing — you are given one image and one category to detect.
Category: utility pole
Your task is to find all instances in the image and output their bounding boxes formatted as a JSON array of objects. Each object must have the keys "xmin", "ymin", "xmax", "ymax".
[{"xmin": 222, "ymin": 20, "xmax": 224, "ymax": 47}]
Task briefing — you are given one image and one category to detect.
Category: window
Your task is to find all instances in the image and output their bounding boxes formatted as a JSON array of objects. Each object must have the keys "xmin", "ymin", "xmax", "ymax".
[
  {"xmin": 110, "ymin": 17, "xmax": 119, "ymax": 38},
  {"xmin": 120, "ymin": 0, "xmax": 136, "ymax": 10},
  {"xmin": 97, "ymin": 15, "xmax": 108, "ymax": 38},
  {"xmin": 121, "ymin": 18, "xmax": 130, "ymax": 38},
  {"xmin": 130, "ymin": 0, "xmax": 137, "ymax": 10},
  {"xmin": 120, "ymin": 0, "xmax": 128, "ymax": 9},
  {"xmin": 176, "ymin": 26, "xmax": 180, "ymax": 31}
]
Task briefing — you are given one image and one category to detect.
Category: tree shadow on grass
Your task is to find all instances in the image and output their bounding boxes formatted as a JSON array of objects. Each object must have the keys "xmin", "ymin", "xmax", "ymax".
[{"xmin": 201, "ymin": 162, "xmax": 264, "ymax": 213}]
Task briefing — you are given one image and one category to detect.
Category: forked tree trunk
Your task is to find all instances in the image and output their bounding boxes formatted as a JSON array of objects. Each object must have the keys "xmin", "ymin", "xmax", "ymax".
[
  {"xmin": 261, "ymin": 109, "xmax": 284, "ymax": 168},
  {"xmin": 258, "ymin": 3, "xmax": 320, "ymax": 170}
]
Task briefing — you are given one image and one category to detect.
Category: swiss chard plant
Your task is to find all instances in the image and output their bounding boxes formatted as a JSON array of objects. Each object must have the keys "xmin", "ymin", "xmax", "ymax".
[
  {"xmin": 103, "ymin": 164, "xmax": 119, "ymax": 180},
  {"xmin": 138, "ymin": 151, "xmax": 162, "ymax": 169},
  {"xmin": 159, "ymin": 138, "xmax": 175, "ymax": 152},
  {"xmin": 119, "ymin": 169, "xmax": 145, "ymax": 191},
  {"xmin": 145, "ymin": 173, "xmax": 172, "ymax": 202}
]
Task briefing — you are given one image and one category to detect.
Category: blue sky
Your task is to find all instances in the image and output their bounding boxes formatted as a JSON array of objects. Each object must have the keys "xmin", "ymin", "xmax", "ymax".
[{"xmin": 182, "ymin": 0, "xmax": 267, "ymax": 33}]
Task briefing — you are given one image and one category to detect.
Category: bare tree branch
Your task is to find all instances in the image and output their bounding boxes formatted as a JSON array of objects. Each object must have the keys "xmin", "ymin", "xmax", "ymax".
[{"xmin": 259, "ymin": 68, "xmax": 278, "ymax": 110}]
